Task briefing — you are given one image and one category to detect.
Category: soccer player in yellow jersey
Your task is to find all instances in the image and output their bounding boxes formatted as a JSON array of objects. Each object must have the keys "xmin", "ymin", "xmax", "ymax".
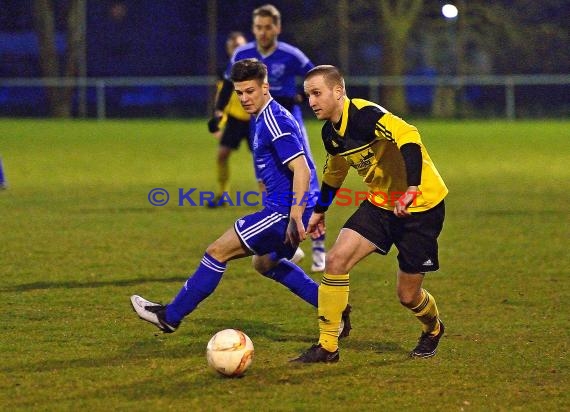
[
  {"xmin": 207, "ymin": 32, "xmax": 252, "ymax": 206},
  {"xmin": 293, "ymin": 65, "xmax": 448, "ymax": 363}
]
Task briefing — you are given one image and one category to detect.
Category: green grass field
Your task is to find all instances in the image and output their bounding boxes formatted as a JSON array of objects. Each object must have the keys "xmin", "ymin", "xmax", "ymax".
[{"xmin": 1, "ymin": 118, "xmax": 568, "ymax": 411}]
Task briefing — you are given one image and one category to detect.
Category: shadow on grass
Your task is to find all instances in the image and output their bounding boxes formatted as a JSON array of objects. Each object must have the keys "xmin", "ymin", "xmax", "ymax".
[
  {"xmin": 343, "ymin": 338, "xmax": 406, "ymax": 355},
  {"xmin": 4, "ymin": 315, "xmax": 408, "ymax": 376},
  {"xmin": 0, "ymin": 275, "xmax": 188, "ymax": 292}
]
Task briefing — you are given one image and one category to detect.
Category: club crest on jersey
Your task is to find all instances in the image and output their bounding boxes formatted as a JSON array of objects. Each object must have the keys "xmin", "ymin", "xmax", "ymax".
[
  {"xmin": 270, "ymin": 63, "xmax": 286, "ymax": 77},
  {"xmin": 348, "ymin": 149, "xmax": 375, "ymax": 171}
]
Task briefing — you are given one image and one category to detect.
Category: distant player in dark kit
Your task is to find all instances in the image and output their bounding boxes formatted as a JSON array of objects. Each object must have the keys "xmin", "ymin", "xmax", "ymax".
[{"xmin": 207, "ymin": 31, "xmax": 254, "ymax": 206}]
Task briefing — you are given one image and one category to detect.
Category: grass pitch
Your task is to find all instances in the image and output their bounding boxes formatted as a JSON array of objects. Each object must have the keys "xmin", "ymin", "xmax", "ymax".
[{"xmin": 1, "ymin": 118, "xmax": 568, "ymax": 411}]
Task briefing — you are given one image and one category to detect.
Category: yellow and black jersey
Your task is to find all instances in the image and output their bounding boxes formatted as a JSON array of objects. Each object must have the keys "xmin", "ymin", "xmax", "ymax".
[
  {"xmin": 321, "ymin": 97, "xmax": 448, "ymax": 212},
  {"xmin": 215, "ymin": 80, "xmax": 250, "ymax": 124}
]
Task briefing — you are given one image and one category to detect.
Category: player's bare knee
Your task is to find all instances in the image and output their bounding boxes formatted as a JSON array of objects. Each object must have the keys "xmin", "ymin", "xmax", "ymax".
[
  {"xmin": 252, "ymin": 255, "xmax": 274, "ymax": 274},
  {"xmin": 218, "ymin": 152, "xmax": 230, "ymax": 162},
  {"xmin": 398, "ymin": 293, "xmax": 416, "ymax": 308},
  {"xmin": 205, "ymin": 242, "xmax": 224, "ymax": 261},
  {"xmin": 325, "ymin": 249, "xmax": 349, "ymax": 274},
  {"xmin": 397, "ymin": 288, "xmax": 421, "ymax": 308}
]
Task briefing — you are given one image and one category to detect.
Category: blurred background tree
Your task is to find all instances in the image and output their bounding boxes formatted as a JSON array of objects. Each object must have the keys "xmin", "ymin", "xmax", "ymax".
[
  {"xmin": 32, "ymin": 0, "xmax": 85, "ymax": 117},
  {"xmin": 377, "ymin": 0, "xmax": 424, "ymax": 115},
  {"xmin": 289, "ymin": 0, "xmax": 568, "ymax": 117},
  {"xmin": 3, "ymin": 0, "xmax": 564, "ymax": 118}
]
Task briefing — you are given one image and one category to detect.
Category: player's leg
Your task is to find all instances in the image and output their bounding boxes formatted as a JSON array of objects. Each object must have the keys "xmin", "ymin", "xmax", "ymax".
[
  {"xmin": 292, "ymin": 229, "xmax": 376, "ymax": 362},
  {"xmin": 289, "ymin": 246, "xmax": 305, "ymax": 264},
  {"xmin": 0, "ymin": 156, "xmax": 7, "ymax": 189},
  {"xmin": 293, "ymin": 201, "xmax": 392, "ymax": 362},
  {"xmin": 253, "ymin": 245, "xmax": 352, "ymax": 339},
  {"xmin": 393, "ymin": 201, "xmax": 445, "ymax": 357},
  {"xmin": 253, "ymin": 254, "xmax": 317, "ymax": 306},
  {"xmin": 316, "ymin": 197, "xmax": 396, "ymax": 354},
  {"xmin": 166, "ymin": 226, "xmax": 251, "ymax": 321},
  {"xmin": 209, "ymin": 116, "xmax": 245, "ymax": 207},
  {"xmin": 131, "ymin": 224, "xmax": 251, "ymax": 332},
  {"xmin": 290, "ymin": 106, "xmax": 326, "ymax": 271},
  {"xmin": 243, "ymin": 206, "xmax": 316, "ymax": 305},
  {"xmin": 215, "ymin": 145, "xmax": 232, "ymax": 197},
  {"xmin": 253, "ymin": 203, "xmax": 352, "ymax": 336},
  {"xmin": 318, "ymin": 228, "xmax": 376, "ymax": 349},
  {"xmin": 397, "ymin": 270, "xmax": 444, "ymax": 358},
  {"xmin": 397, "ymin": 270, "xmax": 441, "ymax": 331},
  {"xmin": 310, "ymin": 233, "xmax": 325, "ymax": 272}
]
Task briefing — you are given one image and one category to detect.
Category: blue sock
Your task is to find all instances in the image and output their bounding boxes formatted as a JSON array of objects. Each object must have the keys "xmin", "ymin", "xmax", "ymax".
[
  {"xmin": 166, "ymin": 253, "xmax": 226, "ymax": 324},
  {"xmin": 262, "ymin": 260, "xmax": 318, "ymax": 307},
  {"xmin": 0, "ymin": 157, "xmax": 6, "ymax": 188},
  {"xmin": 312, "ymin": 233, "xmax": 326, "ymax": 252},
  {"xmin": 313, "ymin": 233, "xmax": 326, "ymax": 242}
]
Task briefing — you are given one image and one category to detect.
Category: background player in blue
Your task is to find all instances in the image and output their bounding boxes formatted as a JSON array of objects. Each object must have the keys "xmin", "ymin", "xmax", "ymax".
[
  {"xmin": 131, "ymin": 59, "xmax": 351, "ymax": 337},
  {"xmin": 214, "ymin": 3, "xmax": 326, "ymax": 272}
]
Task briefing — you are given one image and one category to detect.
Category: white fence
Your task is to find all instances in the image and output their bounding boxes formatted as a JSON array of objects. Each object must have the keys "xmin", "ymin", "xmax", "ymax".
[{"xmin": 1, "ymin": 74, "xmax": 569, "ymax": 119}]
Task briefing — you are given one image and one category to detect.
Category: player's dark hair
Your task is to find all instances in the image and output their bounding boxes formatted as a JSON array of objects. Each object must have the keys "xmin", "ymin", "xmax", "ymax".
[
  {"xmin": 305, "ymin": 65, "xmax": 345, "ymax": 91},
  {"xmin": 230, "ymin": 58, "xmax": 268, "ymax": 83},
  {"xmin": 227, "ymin": 31, "xmax": 245, "ymax": 42},
  {"xmin": 253, "ymin": 4, "xmax": 281, "ymax": 26}
]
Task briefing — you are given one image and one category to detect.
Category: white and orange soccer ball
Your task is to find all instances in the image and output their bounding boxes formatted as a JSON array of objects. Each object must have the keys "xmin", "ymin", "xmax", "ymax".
[{"xmin": 206, "ymin": 329, "xmax": 254, "ymax": 377}]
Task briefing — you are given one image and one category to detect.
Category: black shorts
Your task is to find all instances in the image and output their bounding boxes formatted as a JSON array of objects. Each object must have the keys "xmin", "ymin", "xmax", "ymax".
[
  {"xmin": 220, "ymin": 116, "xmax": 252, "ymax": 151},
  {"xmin": 343, "ymin": 200, "xmax": 445, "ymax": 273}
]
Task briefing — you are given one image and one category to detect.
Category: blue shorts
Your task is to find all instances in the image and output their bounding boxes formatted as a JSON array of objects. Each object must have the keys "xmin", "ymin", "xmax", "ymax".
[{"xmin": 234, "ymin": 207, "xmax": 312, "ymax": 260}]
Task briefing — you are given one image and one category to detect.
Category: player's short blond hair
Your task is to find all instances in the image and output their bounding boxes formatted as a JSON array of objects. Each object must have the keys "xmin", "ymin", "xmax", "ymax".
[
  {"xmin": 253, "ymin": 4, "xmax": 281, "ymax": 26},
  {"xmin": 305, "ymin": 65, "xmax": 345, "ymax": 92}
]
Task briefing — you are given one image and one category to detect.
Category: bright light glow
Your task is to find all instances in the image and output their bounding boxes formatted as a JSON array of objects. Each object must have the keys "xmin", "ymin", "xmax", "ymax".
[{"xmin": 442, "ymin": 4, "xmax": 459, "ymax": 19}]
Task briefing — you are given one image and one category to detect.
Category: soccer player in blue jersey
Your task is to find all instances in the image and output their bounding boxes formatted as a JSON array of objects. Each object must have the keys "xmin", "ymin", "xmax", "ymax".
[
  {"xmin": 214, "ymin": 4, "xmax": 326, "ymax": 272},
  {"xmin": 131, "ymin": 59, "xmax": 350, "ymax": 337}
]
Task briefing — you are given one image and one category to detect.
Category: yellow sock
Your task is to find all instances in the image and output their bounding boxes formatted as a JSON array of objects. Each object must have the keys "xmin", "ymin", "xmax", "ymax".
[
  {"xmin": 411, "ymin": 289, "xmax": 440, "ymax": 335},
  {"xmin": 217, "ymin": 161, "xmax": 229, "ymax": 195},
  {"xmin": 318, "ymin": 273, "xmax": 349, "ymax": 352}
]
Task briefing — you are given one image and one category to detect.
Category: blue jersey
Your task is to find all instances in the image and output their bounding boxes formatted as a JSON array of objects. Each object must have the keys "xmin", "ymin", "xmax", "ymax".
[
  {"xmin": 253, "ymin": 99, "xmax": 319, "ymax": 214},
  {"xmin": 226, "ymin": 41, "xmax": 314, "ymax": 100},
  {"xmin": 227, "ymin": 41, "xmax": 319, "ymax": 193}
]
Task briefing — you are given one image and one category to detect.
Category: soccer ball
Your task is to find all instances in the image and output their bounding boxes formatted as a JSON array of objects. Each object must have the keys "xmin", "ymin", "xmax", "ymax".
[{"xmin": 206, "ymin": 329, "xmax": 254, "ymax": 377}]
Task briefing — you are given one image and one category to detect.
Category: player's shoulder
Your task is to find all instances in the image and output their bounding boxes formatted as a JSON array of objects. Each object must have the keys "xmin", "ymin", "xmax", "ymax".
[
  {"xmin": 349, "ymin": 98, "xmax": 388, "ymax": 131},
  {"xmin": 351, "ymin": 98, "xmax": 388, "ymax": 118},
  {"xmin": 262, "ymin": 101, "xmax": 298, "ymax": 133},
  {"xmin": 276, "ymin": 41, "xmax": 310, "ymax": 60},
  {"xmin": 232, "ymin": 42, "xmax": 258, "ymax": 60},
  {"xmin": 351, "ymin": 98, "xmax": 389, "ymax": 114},
  {"xmin": 267, "ymin": 100, "xmax": 297, "ymax": 124},
  {"xmin": 276, "ymin": 41, "xmax": 303, "ymax": 53}
]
